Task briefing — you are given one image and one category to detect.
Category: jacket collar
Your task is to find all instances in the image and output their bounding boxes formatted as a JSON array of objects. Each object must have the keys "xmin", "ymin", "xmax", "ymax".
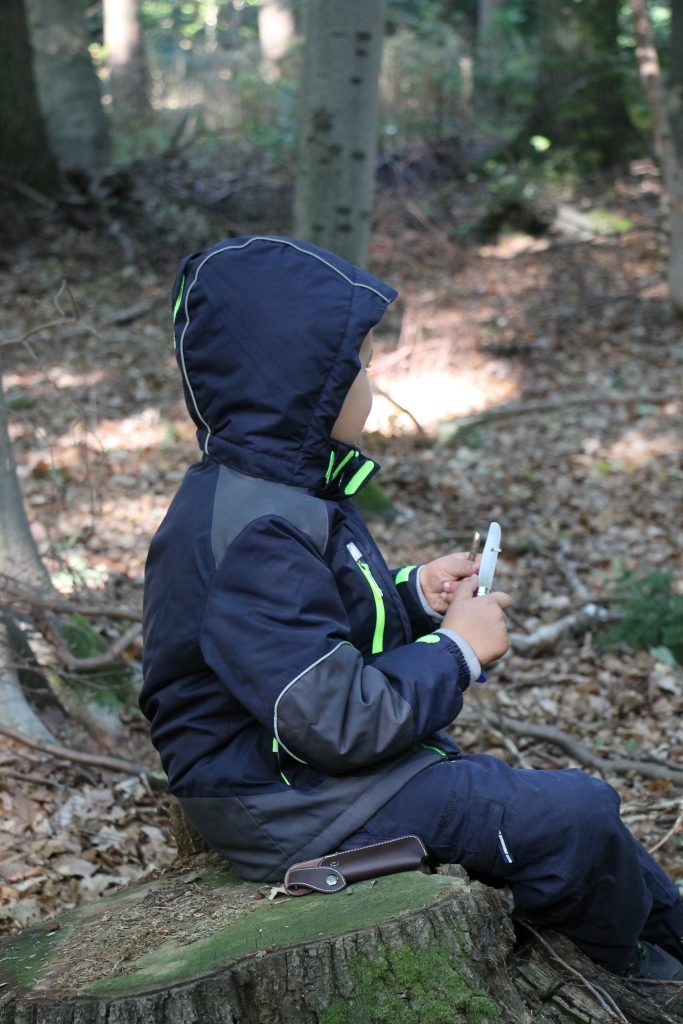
[{"xmin": 318, "ymin": 441, "xmax": 381, "ymax": 499}]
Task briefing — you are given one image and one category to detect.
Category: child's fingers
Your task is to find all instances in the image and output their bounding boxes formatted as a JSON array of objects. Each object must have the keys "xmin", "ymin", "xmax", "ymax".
[{"xmin": 452, "ymin": 575, "xmax": 478, "ymax": 602}]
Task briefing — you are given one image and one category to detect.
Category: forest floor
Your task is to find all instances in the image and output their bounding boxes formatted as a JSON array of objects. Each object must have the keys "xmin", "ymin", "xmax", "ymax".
[{"xmin": 0, "ymin": 157, "xmax": 682, "ymax": 935}]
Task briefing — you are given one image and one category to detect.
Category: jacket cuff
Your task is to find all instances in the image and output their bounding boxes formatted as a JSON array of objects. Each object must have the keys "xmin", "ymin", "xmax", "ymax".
[{"xmin": 435, "ymin": 628, "xmax": 482, "ymax": 684}]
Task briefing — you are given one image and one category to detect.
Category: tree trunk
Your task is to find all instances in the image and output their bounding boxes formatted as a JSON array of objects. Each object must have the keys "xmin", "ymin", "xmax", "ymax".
[
  {"xmin": 293, "ymin": 0, "xmax": 386, "ymax": 267},
  {"xmin": 103, "ymin": 0, "xmax": 151, "ymax": 118},
  {"xmin": 629, "ymin": 0, "xmax": 683, "ymax": 315},
  {"xmin": 25, "ymin": 0, "xmax": 110, "ymax": 179},
  {"xmin": 0, "ymin": 0, "xmax": 59, "ymax": 193},
  {"xmin": 672, "ymin": 0, "xmax": 683, "ymax": 154},
  {"xmin": 0, "ymin": 857, "xmax": 680, "ymax": 1024},
  {"xmin": 0, "ymin": 373, "xmax": 129, "ymax": 743},
  {"xmin": 258, "ymin": 0, "xmax": 296, "ymax": 77},
  {"xmin": 0, "ymin": 376, "xmax": 57, "ymax": 740},
  {"xmin": 477, "ymin": 0, "xmax": 503, "ymax": 77}
]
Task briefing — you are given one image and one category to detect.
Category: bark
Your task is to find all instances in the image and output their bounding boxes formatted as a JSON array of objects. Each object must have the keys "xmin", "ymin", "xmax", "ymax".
[
  {"xmin": 0, "ymin": 0, "xmax": 58, "ymax": 193},
  {"xmin": 672, "ymin": 0, "xmax": 683, "ymax": 153},
  {"xmin": 629, "ymin": 0, "xmax": 683, "ymax": 314},
  {"xmin": 0, "ymin": 858, "xmax": 679, "ymax": 1024},
  {"xmin": 25, "ymin": 0, "xmax": 110, "ymax": 178},
  {"xmin": 103, "ymin": 0, "xmax": 151, "ymax": 118},
  {"xmin": 257, "ymin": 0, "xmax": 296, "ymax": 77},
  {"xmin": 0, "ymin": 375, "xmax": 127, "ymax": 743},
  {"xmin": 0, "ymin": 376, "xmax": 57, "ymax": 741},
  {"xmin": 477, "ymin": 0, "xmax": 503, "ymax": 77},
  {"xmin": 294, "ymin": 0, "xmax": 386, "ymax": 267}
]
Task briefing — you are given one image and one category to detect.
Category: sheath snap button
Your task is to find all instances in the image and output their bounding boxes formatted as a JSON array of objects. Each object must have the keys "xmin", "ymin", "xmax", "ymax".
[{"xmin": 326, "ymin": 874, "xmax": 338, "ymax": 887}]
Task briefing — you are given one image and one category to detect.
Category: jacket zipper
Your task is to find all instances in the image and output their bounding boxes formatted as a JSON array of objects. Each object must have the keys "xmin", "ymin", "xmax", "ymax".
[{"xmin": 347, "ymin": 542, "xmax": 385, "ymax": 654}]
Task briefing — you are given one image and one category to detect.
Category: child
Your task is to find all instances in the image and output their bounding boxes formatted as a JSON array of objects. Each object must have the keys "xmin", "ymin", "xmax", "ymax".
[{"xmin": 141, "ymin": 235, "xmax": 683, "ymax": 980}]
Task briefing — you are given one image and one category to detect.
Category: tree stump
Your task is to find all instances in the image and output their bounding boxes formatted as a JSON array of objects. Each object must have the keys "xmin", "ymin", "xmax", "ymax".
[{"xmin": 0, "ymin": 854, "xmax": 681, "ymax": 1024}]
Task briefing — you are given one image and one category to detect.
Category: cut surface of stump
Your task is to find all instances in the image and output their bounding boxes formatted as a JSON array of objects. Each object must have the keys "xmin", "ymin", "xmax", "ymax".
[{"xmin": 1, "ymin": 853, "xmax": 681, "ymax": 1024}]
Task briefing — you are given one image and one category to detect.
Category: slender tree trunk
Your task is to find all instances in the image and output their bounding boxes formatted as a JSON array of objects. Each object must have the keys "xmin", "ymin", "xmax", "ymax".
[
  {"xmin": 0, "ymin": 372, "xmax": 128, "ymax": 743},
  {"xmin": 671, "ymin": 0, "xmax": 683, "ymax": 154},
  {"xmin": 0, "ymin": 0, "xmax": 58, "ymax": 193},
  {"xmin": 103, "ymin": 0, "xmax": 151, "ymax": 118},
  {"xmin": 258, "ymin": 0, "xmax": 296, "ymax": 77},
  {"xmin": 25, "ymin": 0, "xmax": 110, "ymax": 178},
  {"xmin": 294, "ymin": 0, "xmax": 386, "ymax": 267},
  {"xmin": 477, "ymin": 0, "xmax": 503, "ymax": 77},
  {"xmin": 629, "ymin": 0, "xmax": 683, "ymax": 314},
  {"xmin": 0, "ymin": 375, "xmax": 56, "ymax": 740}
]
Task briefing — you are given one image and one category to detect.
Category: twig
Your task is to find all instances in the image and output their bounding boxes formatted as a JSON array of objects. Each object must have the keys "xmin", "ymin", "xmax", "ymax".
[
  {"xmin": 100, "ymin": 298, "xmax": 159, "ymax": 327},
  {"xmin": 0, "ymin": 317, "xmax": 104, "ymax": 349},
  {"xmin": 0, "ymin": 175, "xmax": 57, "ymax": 209},
  {"xmin": 516, "ymin": 919, "xmax": 632, "ymax": 1024},
  {"xmin": 0, "ymin": 725, "xmax": 166, "ymax": 790},
  {"xmin": 371, "ymin": 382, "xmax": 428, "ymax": 437},
  {"xmin": 648, "ymin": 804, "xmax": 683, "ymax": 854},
  {"xmin": 498, "ymin": 715, "xmax": 683, "ymax": 784},
  {"xmin": 440, "ymin": 391, "xmax": 680, "ymax": 446},
  {"xmin": 0, "ymin": 574, "xmax": 141, "ymax": 621},
  {"xmin": 0, "ymin": 768, "xmax": 61, "ymax": 788},
  {"xmin": 33, "ymin": 613, "xmax": 142, "ymax": 672}
]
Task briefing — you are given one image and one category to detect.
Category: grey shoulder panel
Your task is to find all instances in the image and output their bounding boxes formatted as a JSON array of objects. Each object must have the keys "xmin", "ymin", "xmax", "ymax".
[{"xmin": 211, "ymin": 464, "xmax": 329, "ymax": 565}]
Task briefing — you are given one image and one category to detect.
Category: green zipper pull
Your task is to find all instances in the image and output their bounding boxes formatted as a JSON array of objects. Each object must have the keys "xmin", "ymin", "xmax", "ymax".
[{"xmin": 347, "ymin": 542, "xmax": 385, "ymax": 654}]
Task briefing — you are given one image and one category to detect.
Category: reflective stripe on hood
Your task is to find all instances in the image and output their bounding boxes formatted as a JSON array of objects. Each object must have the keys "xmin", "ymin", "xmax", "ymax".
[{"xmin": 172, "ymin": 236, "xmax": 397, "ymax": 492}]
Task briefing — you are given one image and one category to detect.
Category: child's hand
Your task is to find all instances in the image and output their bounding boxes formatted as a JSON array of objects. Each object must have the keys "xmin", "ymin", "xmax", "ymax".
[
  {"xmin": 442, "ymin": 575, "xmax": 511, "ymax": 665},
  {"xmin": 420, "ymin": 552, "xmax": 482, "ymax": 615}
]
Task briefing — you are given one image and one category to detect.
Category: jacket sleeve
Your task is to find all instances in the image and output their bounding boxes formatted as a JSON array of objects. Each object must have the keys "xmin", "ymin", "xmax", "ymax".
[
  {"xmin": 199, "ymin": 516, "xmax": 472, "ymax": 775},
  {"xmin": 392, "ymin": 564, "xmax": 442, "ymax": 640}
]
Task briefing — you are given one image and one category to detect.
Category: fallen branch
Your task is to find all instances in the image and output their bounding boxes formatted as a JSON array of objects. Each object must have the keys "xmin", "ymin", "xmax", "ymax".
[
  {"xmin": 0, "ymin": 768, "xmax": 61, "ymax": 788},
  {"xmin": 509, "ymin": 603, "xmax": 611, "ymax": 655},
  {"xmin": 0, "ymin": 725, "xmax": 166, "ymax": 790},
  {"xmin": 440, "ymin": 391, "xmax": 680, "ymax": 446},
  {"xmin": 34, "ymin": 613, "xmax": 142, "ymax": 672},
  {"xmin": 0, "ymin": 574, "xmax": 141, "ymax": 622},
  {"xmin": 648, "ymin": 804, "xmax": 683, "ymax": 854},
  {"xmin": 497, "ymin": 715, "xmax": 683, "ymax": 784}
]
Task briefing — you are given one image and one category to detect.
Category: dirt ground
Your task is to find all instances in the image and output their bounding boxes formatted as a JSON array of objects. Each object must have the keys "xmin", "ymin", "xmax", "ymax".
[{"xmin": 0, "ymin": 161, "xmax": 682, "ymax": 934}]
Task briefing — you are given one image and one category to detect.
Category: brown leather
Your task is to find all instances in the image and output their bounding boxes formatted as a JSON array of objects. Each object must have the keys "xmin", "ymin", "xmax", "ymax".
[{"xmin": 283, "ymin": 835, "xmax": 428, "ymax": 896}]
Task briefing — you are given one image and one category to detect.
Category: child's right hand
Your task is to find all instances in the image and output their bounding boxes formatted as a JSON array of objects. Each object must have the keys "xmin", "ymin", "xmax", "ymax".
[{"xmin": 441, "ymin": 575, "xmax": 511, "ymax": 666}]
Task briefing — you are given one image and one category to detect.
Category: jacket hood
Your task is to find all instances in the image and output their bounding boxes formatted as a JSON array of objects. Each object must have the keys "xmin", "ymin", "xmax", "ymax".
[{"xmin": 172, "ymin": 236, "xmax": 397, "ymax": 492}]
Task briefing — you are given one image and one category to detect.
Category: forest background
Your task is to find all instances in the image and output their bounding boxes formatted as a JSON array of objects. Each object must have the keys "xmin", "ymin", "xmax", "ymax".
[{"xmin": 0, "ymin": 0, "xmax": 682, "ymax": 937}]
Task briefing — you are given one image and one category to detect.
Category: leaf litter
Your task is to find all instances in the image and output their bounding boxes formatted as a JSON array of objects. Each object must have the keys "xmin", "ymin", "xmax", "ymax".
[{"xmin": 0, "ymin": 168, "xmax": 681, "ymax": 941}]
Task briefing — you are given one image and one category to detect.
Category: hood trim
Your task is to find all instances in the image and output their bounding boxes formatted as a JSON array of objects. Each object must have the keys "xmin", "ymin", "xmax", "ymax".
[{"xmin": 177, "ymin": 236, "xmax": 394, "ymax": 457}]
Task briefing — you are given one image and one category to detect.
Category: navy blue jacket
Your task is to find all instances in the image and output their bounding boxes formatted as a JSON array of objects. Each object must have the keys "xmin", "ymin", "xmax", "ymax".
[{"xmin": 140, "ymin": 237, "xmax": 474, "ymax": 881}]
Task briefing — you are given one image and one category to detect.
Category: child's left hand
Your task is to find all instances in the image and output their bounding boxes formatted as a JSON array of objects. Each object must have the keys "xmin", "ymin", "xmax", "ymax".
[{"xmin": 420, "ymin": 552, "xmax": 482, "ymax": 615}]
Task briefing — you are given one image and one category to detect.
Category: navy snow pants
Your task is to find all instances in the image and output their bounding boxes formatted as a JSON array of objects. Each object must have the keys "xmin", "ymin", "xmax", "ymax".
[{"xmin": 339, "ymin": 755, "xmax": 682, "ymax": 973}]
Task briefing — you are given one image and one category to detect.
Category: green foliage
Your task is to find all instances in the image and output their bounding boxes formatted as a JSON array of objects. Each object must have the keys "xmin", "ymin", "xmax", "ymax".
[
  {"xmin": 320, "ymin": 939, "xmax": 500, "ymax": 1024},
  {"xmin": 599, "ymin": 570, "xmax": 683, "ymax": 666},
  {"xmin": 58, "ymin": 613, "xmax": 136, "ymax": 708},
  {"xmin": 381, "ymin": 26, "xmax": 468, "ymax": 145}
]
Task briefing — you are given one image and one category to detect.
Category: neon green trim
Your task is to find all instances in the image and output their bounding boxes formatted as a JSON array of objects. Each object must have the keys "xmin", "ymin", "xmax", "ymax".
[
  {"xmin": 272, "ymin": 738, "xmax": 279, "ymax": 753},
  {"xmin": 324, "ymin": 451, "xmax": 335, "ymax": 486},
  {"xmin": 416, "ymin": 634, "xmax": 440, "ymax": 644},
  {"xmin": 419, "ymin": 742, "xmax": 447, "ymax": 757},
  {"xmin": 280, "ymin": 772, "xmax": 291, "ymax": 786},
  {"xmin": 172, "ymin": 274, "xmax": 185, "ymax": 320},
  {"xmin": 395, "ymin": 565, "xmax": 416, "ymax": 585},
  {"xmin": 331, "ymin": 449, "xmax": 356, "ymax": 482},
  {"xmin": 344, "ymin": 459, "xmax": 374, "ymax": 495},
  {"xmin": 355, "ymin": 559, "xmax": 385, "ymax": 654}
]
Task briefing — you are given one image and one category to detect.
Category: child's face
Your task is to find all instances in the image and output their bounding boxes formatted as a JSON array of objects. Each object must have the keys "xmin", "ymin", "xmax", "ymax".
[{"xmin": 331, "ymin": 334, "xmax": 373, "ymax": 445}]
